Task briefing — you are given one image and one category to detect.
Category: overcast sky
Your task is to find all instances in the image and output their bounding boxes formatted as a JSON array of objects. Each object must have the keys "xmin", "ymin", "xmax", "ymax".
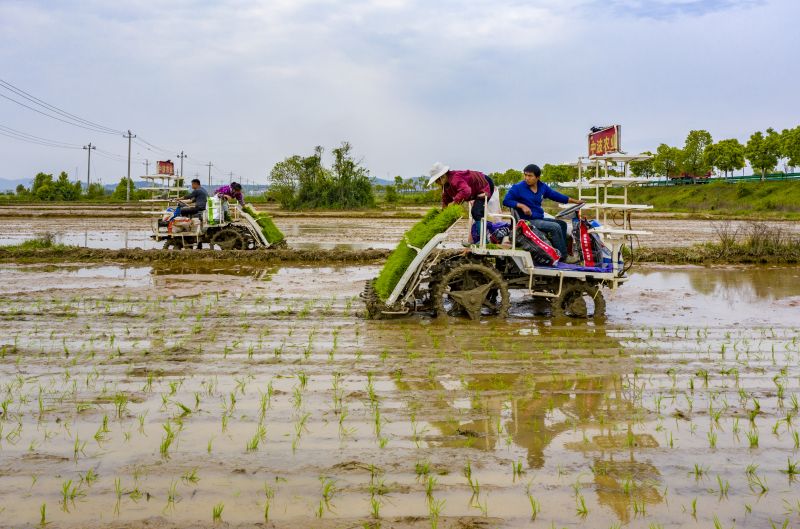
[{"xmin": 1, "ymin": 0, "xmax": 797, "ymax": 185}]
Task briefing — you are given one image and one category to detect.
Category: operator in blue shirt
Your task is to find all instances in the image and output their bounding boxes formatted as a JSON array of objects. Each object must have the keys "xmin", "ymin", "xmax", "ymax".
[{"xmin": 503, "ymin": 164, "xmax": 583, "ymax": 263}]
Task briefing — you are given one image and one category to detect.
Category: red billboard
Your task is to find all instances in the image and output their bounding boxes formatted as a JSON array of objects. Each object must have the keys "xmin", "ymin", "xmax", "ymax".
[
  {"xmin": 588, "ymin": 126, "xmax": 621, "ymax": 157},
  {"xmin": 157, "ymin": 160, "xmax": 175, "ymax": 175}
]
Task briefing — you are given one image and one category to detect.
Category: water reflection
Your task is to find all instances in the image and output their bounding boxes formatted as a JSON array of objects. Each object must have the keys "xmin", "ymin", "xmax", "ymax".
[
  {"xmin": 388, "ymin": 321, "xmax": 664, "ymax": 523},
  {"xmin": 150, "ymin": 263, "xmax": 276, "ymax": 280},
  {"xmin": 636, "ymin": 267, "xmax": 800, "ymax": 303}
]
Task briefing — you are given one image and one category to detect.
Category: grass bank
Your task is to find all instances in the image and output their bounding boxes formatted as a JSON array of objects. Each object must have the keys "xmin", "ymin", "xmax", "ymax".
[{"xmin": 624, "ymin": 180, "xmax": 800, "ymax": 219}]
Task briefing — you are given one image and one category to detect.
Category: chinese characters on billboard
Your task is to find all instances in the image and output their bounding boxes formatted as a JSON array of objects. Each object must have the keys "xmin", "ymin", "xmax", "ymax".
[
  {"xmin": 588, "ymin": 126, "xmax": 621, "ymax": 157},
  {"xmin": 157, "ymin": 160, "xmax": 175, "ymax": 175}
]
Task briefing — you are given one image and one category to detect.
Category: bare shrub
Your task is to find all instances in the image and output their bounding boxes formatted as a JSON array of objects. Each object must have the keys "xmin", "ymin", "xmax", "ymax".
[
  {"xmin": 712, "ymin": 222, "xmax": 739, "ymax": 256},
  {"xmin": 742, "ymin": 222, "xmax": 786, "ymax": 257}
]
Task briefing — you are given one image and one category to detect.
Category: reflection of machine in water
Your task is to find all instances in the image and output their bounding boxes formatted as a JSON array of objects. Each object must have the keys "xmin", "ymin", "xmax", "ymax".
[
  {"xmin": 149, "ymin": 263, "xmax": 276, "ymax": 284},
  {"xmin": 400, "ymin": 371, "xmax": 630, "ymax": 466},
  {"xmin": 391, "ymin": 322, "xmax": 662, "ymax": 524}
]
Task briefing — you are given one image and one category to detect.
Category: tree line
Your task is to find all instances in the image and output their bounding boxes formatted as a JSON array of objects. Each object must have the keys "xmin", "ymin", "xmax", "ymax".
[
  {"xmin": 267, "ymin": 142, "xmax": 375, "ymax": 209},
  {"xmin": 8, "ymin": 173, "xmax": 148, "ymax": 201},
  {"xmin": 630, "ymin": 126, "xmax": 800, "ymax": 180}
]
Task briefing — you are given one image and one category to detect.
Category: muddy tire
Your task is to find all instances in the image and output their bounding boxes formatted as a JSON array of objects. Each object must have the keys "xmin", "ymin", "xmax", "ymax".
[
  {"xmin": 236, "ymin": 227, "xmax": 259, "ymax": 250},
  {"xmin": 552, "ymin": 281, "xmax": 606, "ymax": 319},
  {"xmin": 209, "ymin": 229, "xmax": 245, "ymax": 250},
  {"xmin": 360, "ymin": 279, "xmax": 390, "ymax": 320},
  {"xmin": 433, "ymin": 262, "xmax": 509, "ymax": 320},
  {"xmin": 163, "ymin": 239, "xmax": 184, "ymax": 250}
]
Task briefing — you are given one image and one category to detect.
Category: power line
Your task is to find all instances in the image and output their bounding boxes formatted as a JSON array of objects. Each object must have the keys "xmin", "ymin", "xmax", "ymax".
[
  {"xmin": 0, "ymin": 129, "xmax": 82, "ymax": 150},
  {"xmin": 0, "ymin": 79, "xmax": 121, "ymax": 134},
  {"xmin": 0, "ymin": 124, "xmax": 83, "ymax": 148},
  {"xmin": 0, "ymin": 92, "xmax": 120, "ymax": 135},
  {"xmin": 134, "ymin": 136, "xmax": 175, "ymax": 156}
]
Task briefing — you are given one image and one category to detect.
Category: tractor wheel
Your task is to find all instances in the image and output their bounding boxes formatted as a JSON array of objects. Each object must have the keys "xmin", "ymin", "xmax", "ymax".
[
  {"xmin": 238, "ymin": 228, "xmax": 259, "ymax": 250},
  {"xmin": 209, "ymin": 228, "xmax": 245, "ymax": 250},
  {"xmin": 552, "ymin": 281, "xmax": 606, "ymax": 319},
  {"xmin": 163, "ymin": 239, "xmax": 184, "ymax": 250},
  {"xmin": 432, "ymin": 262, "xmax": 509, "ymax": 320}
]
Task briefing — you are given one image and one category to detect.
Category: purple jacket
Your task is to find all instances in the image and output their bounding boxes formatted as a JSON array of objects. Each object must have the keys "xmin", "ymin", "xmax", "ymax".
[
  {"xmin": 442, "ymin": 170, "xmax": 490, "ymax": 207},
  {"xmin": 215, "ymin": 185, "xmax": 244, "ymax": 206}
]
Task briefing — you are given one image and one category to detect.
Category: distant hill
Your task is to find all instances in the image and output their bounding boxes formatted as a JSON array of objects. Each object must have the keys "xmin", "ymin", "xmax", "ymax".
[{"xmin": 0, "ymin": 177, "xmax": 34, "ymax": 192}]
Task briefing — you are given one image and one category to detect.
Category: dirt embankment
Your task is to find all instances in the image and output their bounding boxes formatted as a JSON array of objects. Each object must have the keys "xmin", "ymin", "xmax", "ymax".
[{"xmin": 0, "ymin": 247, "xmax": 392, "ymax": 264}]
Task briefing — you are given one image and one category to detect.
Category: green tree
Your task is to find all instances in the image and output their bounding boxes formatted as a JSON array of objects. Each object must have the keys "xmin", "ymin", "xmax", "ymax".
[
  {"xmin": 488, "ymin": 169, "xmax": 523, "ymax": 187},
  {"xmin": 629, "ymin": 152, "xmax": 655, "ymax": 178},
  {"xmin": 780, "ymin": 126, "xmax": 800, "ymax": 169},
  {"xmin": 327, "ymin": 141, "xmax": 374, "ymax": 208},
  {"xmin": 52, "ymin": 172, "xmax": 81, "ymax": 200},
  {"xmin": 542, "ymin": 164, "xmax": 578, "ymax": 183},
  {"xmin": 268, "ymin": 142, "xmax": 374, "ymax": 210},
  {"xmin": 652, "ymin": 144, "xmax": 682, "ymax": 178},
  {"xmin": 384, "ymin": 185, "xmax": 398, "ymax": 204},
  {"xmin": 703, "ymin": 139, "xmax": 745, "ymax": 177},
  {"xmin": 745, "ymin": 128, "xmax": 781, "ymax": 180},
  {"xmin": 86, "ymin": 182, "xmax": 107, "ymax": 199},
  {"xmin": 31, "ymin": 172, "xmax": 54, "ymax": 199},
  {"xmin": 112, "ymin": 177, "xmax": 145, "ymax": 200},
  {"xmin": 15, "ymin": 184, "xmax": 28, "ymax": 195},
  {"xmin": 680, "ymin": 130, "xmax": 713, "ymax": 176}
]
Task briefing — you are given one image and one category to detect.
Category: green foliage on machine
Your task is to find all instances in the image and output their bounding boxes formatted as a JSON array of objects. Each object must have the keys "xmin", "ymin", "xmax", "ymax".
[
  {"xmin": 242, "ymin": 205, "xmax": 285, "ymax": 244},
  {"xmin": 374, "ymin": 204, "xmax": 463, "ymax": 302}
]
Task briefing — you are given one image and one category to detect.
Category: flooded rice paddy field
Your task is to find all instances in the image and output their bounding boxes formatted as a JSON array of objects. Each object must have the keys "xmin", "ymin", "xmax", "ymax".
[
  {"xmin": 1, "ymin": 263, "xmax": 800, "ymax": 528},
  {"xmin": 3, "ymin": 215, "xmax": 800, "ymax": 251}
]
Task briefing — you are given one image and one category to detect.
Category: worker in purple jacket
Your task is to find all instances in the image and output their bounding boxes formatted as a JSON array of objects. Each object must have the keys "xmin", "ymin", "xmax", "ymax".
[
  {"xmin": 503, "ymin": 164, "xmax": 583, "ymax": 263},
  {"xmin": 215, "ymin": 182, "xmax": 245, "ymax": 206},
  {"xmin": 427, "ymin": 162, "xmax": 494, "ymax": 223}
]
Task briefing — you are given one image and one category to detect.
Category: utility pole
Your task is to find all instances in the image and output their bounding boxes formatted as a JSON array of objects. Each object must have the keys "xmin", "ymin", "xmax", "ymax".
[
  {"xmin": 123, "ymin": 130, "xmax": 136, "ymax": 201},
  {"xmin": 177, "ymin": 151, "xmax": 187, "ymax": 178},
  {"xmin": 206, "ymin": 162, "xmax": 213, "ymax": 187},
  {"xmin": 82, "ymin": 143, "xmax": 96, "ymax": 190},
  {"xmin": 142, "ymin": 159, "xmax": 149, "ymax": 176},
  {"xmin": 229, "ymin": 171, "xmax": 234, "ymax": 184}
]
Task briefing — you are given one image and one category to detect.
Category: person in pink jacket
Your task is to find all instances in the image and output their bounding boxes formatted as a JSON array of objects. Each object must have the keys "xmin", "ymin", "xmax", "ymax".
[{"xmin": 427, "ymin": 162, "xmax": 495, "ymax": 223}]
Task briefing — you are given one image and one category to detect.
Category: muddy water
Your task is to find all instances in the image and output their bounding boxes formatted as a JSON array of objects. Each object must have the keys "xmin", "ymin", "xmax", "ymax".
[
  {"xmin": 1, "ymin": 264, "xmax": 799, "ymax": 528},
  {"xmin": 3, "ymin": 214, "xmax": 799, "ymax": 251}
]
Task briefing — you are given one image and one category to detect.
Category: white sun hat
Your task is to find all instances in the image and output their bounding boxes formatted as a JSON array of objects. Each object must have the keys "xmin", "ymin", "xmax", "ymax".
[{"xmin": 427, "ymin": 162, "xmax": 450, "ymax": 187}]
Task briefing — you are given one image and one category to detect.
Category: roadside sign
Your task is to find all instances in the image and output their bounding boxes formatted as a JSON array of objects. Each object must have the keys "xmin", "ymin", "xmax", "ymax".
[
  {"xmin": 157, "ymin": 160, "xmax": 175, "ymax": 175},
  {"xmin": 588, "ymin": 126, "xmax": 621, "ymax": 157}
]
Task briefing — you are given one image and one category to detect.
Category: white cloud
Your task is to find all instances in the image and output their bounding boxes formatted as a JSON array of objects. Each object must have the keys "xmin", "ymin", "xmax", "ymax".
[{"xmin": 0, "ymin": 0, "xmax": 797, "ymax": 183}]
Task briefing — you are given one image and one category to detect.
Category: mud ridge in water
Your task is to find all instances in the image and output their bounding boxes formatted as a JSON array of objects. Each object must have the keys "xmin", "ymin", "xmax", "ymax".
[
  {"xmin": 3, "ymin": 243, "xmax": 799, "ymax": 265},
  {"xmin": 0, "ymin": 247, "xmax": 392, "ymax": 264}
]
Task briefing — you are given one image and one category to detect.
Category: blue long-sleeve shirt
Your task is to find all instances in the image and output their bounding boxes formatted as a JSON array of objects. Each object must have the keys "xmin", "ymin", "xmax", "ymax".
[{"xmin": 502, "ymin": 180, "xmax": 570, "ymax": 220}]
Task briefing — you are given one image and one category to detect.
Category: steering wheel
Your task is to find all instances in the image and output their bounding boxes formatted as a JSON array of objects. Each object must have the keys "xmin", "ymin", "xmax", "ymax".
[{"xmin": 555, "ymin": 202, "xmax": 586, "ymax": 218}]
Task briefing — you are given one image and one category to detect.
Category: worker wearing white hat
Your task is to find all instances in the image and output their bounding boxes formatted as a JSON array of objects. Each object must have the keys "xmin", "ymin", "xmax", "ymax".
[{"xmin": 427, "ymin": 162, "xmax": 494, "ymax": 223}]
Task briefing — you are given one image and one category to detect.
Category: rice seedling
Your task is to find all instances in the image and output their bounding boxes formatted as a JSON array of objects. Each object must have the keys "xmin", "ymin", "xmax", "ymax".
[
  {"xmin": 575, "ymin": 494, "xmax": 588, "ymax": 517},
  {"xmin": 160, "ymin": 421, "xmax": 176, "ymax": 458},
  {"xmin": 780, "ymin": 458, "xmax": 799, "ymax": 477},
  {"xmin": 263, "ymin": 483, "xmax": 275, "ymax": 521},
  {"xmin": 212, "ymin": 502, "xmax": 224, "ymax": 522},
  {"xmin": 181, "ymin": 468, "xmax": 199, "ymax": 484},
  {"xmin": 425, "ymin": 475, "xmax": 437, "ymax": 498},
  {"xmin": 747, "ymin": 429, "xmax": 759, "ymax": 448},
  {"xmin": 512, "ymin": 459, "xmax": 524, "ymax": 481},
  {"xmin": 691, "ymin": 464, "xmax": 707, "ymax": 480},
  {"xmin": 370, "ymin": 496, "xmax": 381, "ymax": 519}
]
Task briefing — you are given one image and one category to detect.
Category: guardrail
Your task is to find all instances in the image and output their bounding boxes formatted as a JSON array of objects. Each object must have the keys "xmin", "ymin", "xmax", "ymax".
[{"xmin": 640, "ymin": 172, "xmax": 800, "ymax": 187}]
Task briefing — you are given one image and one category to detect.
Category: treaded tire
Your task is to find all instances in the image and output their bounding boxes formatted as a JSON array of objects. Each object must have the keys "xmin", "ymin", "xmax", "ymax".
[
  {"xmin": 432, "ymin": 262, "xmax": 509, "ymax": 320},
  {"xmin": 163, "ymin": 239, "xmax": 184, "ymax": 250},
  {"xmin": 209, "ymin": 228, "xmax": 245, "ymax": 250},
  {"xmin": 552, "ymin": 281, "xmax": 606, "ymax": 319}
]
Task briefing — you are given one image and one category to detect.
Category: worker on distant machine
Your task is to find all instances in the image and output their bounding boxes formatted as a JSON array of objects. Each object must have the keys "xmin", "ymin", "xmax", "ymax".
[
  {"xmin": 503, "ymin": 164, "xmax": 583, "ymax": 263},
  {"xmin": 176, "ymin": 178, "xmax": 208, "ymax": 217},
  {"xmin": 215, "ymin": 182, "xmax": 245, "ymax": 207},
  {"xmin": 427, "ymin": 162, "xmax": 494, "ymax": 223}
]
